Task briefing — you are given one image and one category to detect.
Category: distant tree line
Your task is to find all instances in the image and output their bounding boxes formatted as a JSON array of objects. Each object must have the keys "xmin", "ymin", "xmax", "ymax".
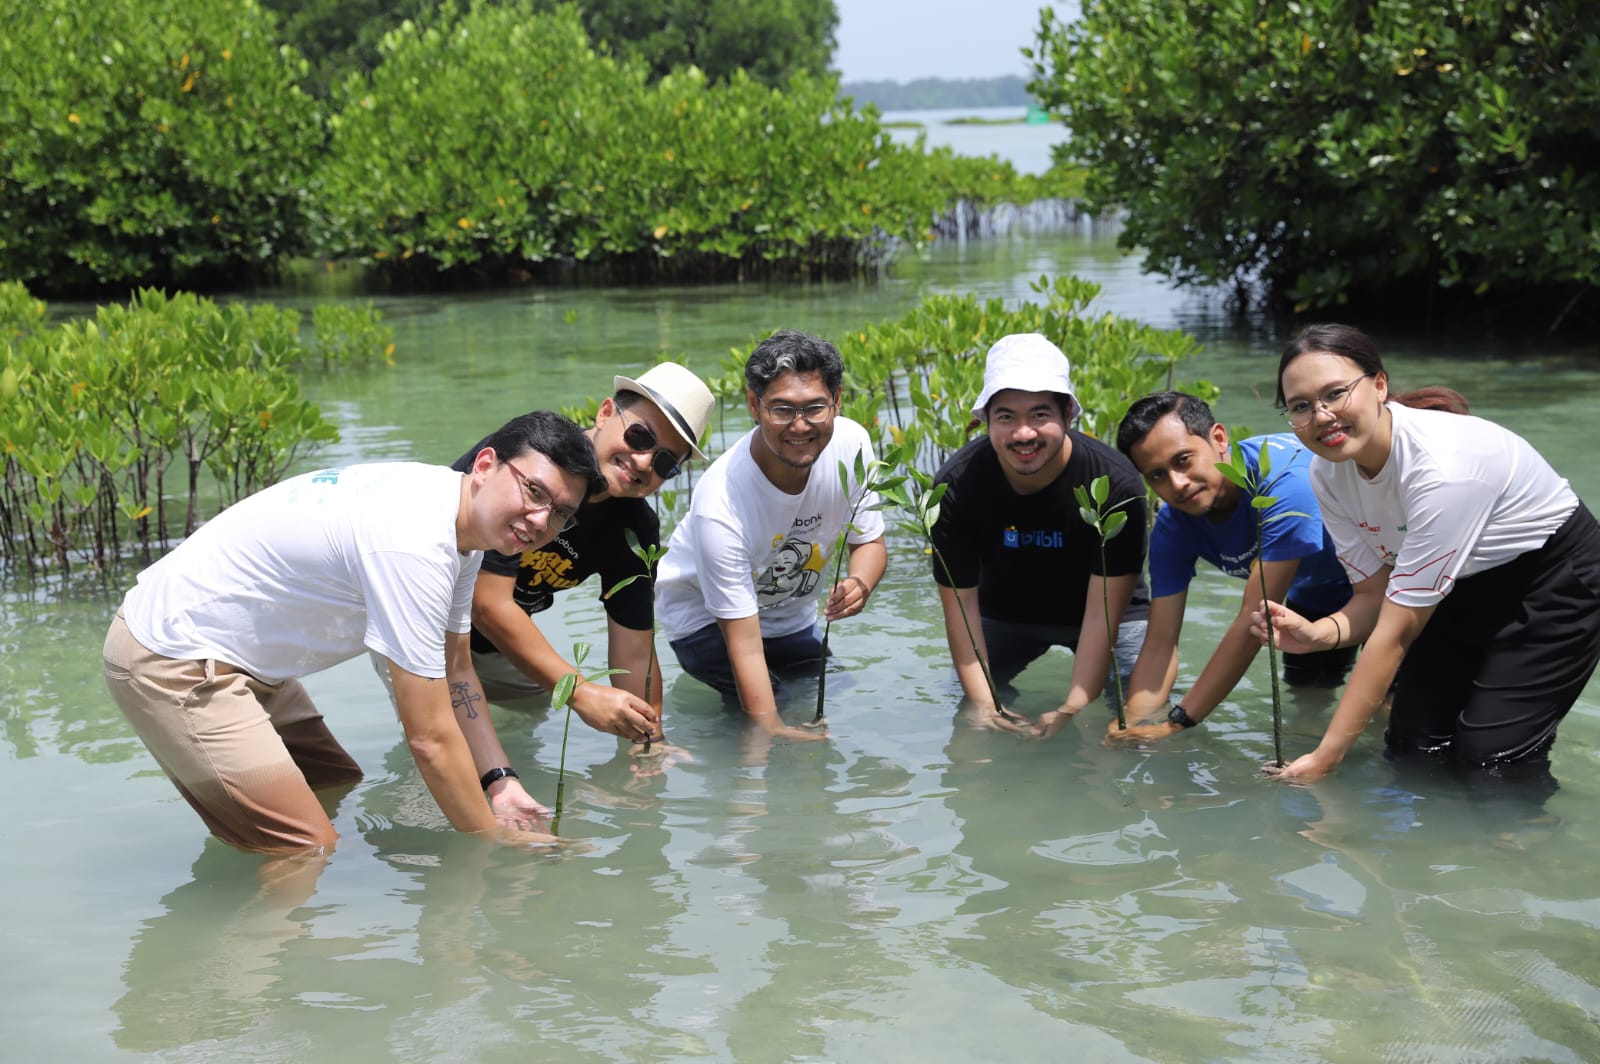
[{"xmin": 841, "ymin": 76, "xmax": 1035, "ymax": 112}]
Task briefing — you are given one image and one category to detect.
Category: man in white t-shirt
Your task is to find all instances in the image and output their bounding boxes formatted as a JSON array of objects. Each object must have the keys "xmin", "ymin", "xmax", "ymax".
[
  {"xmin": 102, "ymin": 411, "xmax": 601, "ymax": 854},
  {"xmin": 656, "ymin": 329, "xmax": 887, "ymax": 741}
]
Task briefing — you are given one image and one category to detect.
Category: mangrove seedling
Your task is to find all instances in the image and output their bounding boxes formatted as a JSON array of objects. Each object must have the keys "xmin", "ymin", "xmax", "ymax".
[
  {"xmin": 876, "ymin": 450, "xmax": 1023, "ymax": 725},
  {"xmin": 1073, "ymin": 474, "xmax": 1139, "ymax": 729},
  {"xmin": 603, "ymin": 528, "xmax": 668, "ymax": 751},
  {"xmin": 1215, "ymin": 438, "xmax": 1307, "ymax": 769},
  {"xmin": 549, "ymin": 641, "xmax": 626, "ymax": 834},
  {"xmin": 813, "ymin": 450, "xmax": 899, "ymax": 723}
]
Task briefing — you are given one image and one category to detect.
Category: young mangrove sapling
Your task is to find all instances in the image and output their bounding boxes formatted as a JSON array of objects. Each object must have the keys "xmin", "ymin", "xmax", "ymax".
[
  {"xmin": 1073, "ymin": 474, "xmax": 1139, "ymax": 729},
  {"xmin": 813, "ymin": 450, "xmax": 899, "ymax": 724},
  {"xmin": 1215, "ymin": 438, "xmax": 1306, "ymax": 769},
  {"xmin": 877, "ymin": 447, "xmax": 1024, "ymax": 727},
  {"xmin": 549, "ymin": 641, "xmax": 626, "ymax": 834}
]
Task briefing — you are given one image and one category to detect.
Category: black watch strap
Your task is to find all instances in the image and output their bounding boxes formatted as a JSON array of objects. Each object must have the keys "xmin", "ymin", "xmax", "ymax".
[
  {"xmin": 480, "ymin": 766, "xmax": 519, "ymax": 791},
  {"xmin": 1167, "ymin": 702, "xmax": 1199, "ymax": 729}
]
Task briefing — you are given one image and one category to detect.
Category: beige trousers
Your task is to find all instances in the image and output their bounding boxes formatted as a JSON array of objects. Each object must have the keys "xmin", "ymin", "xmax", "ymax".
[{"xmin": 103, "ymin": 612, "xmax": 363, "ymax": 853}]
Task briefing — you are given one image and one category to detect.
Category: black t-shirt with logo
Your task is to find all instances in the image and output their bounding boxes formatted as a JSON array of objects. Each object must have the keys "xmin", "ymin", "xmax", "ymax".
[
  {"xmin": 930, "ymin": 432, "xmax": 1150, "ymax": 627},
  {"xmin": 451, "ymin": 446, "xmax": 659, "ymax": 655}
]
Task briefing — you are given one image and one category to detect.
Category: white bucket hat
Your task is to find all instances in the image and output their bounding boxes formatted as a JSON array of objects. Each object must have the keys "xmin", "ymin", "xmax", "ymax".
[
  {"xmin": 613, "ymin": 363, "xmax": 715, "ymax": 460},
  {"xmin": 970, "ymin": 333, "xmax": 1080, "ymax": 423}
]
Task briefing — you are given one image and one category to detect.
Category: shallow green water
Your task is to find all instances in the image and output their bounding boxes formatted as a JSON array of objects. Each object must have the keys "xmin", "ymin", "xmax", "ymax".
[{"xmin": 3, "ymin": 230, "xmax": 1599, "ymax": 1063}]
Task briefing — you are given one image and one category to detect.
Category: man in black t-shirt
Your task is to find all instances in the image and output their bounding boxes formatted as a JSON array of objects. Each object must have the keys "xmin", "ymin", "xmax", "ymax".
[
  {"xmin": 455, "ymin": 363, "xmax": 714, "ymax": 748},
  {"xmin": 931, "ymin": 333, "xmax": 1153, "ymax": 736}
]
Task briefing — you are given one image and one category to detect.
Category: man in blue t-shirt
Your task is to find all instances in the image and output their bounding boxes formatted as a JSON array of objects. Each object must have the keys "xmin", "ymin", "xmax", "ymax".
[{"xmin": 1111, "ymin": 391, "xmax": 1354, "ymax": 740}]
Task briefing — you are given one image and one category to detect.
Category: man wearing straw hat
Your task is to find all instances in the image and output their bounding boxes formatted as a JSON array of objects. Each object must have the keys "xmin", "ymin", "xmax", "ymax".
[
  {"xmin": 655, "ymin": 329, "xmax": 887, "ymax": 741},
  {"xmin": 931, "ymin": 332, "xmax": 1152, "ymax": 735},
  {"xmin": 448, "ymin": 363, "xmax": 715, "ymax": 751}
]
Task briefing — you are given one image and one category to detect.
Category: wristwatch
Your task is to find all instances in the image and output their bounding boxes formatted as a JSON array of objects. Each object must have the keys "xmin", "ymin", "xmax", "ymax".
[
  {"xmin": 1166, "ymin": 701, "xmax": 1199, "ymax": 729},
  {"xmin": 479, "ymin": 766, "xmax": 520, "ymax": 791}
]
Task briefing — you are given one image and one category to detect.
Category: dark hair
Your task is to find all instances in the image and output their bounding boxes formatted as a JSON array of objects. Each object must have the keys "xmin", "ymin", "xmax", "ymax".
[
  {"xmin": 480, "ymin": 410, "xmax": 603, "ymax": 496},
  {"xmin": 744, "ymin": 329, "xmax": 844, "ymax": 397},
  {"xmin": 1276, "ymin": 323, "xmax": 1470, "ymax": 414},
  {"xmin": 1116, "ymin": 391, "xmax": 1217, "ymax": 458}
]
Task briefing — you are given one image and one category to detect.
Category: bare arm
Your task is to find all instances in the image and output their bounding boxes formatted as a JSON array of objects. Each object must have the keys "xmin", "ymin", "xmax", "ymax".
[
  {"xmin": 937, "ymin": 583, "xmax": 1030, "ymax": 730},
  {"xmin": 824, "ymin": 536, "xmax": 887, "ymax": 621},
  {"xmin": 1033, "ymin": 572, "xmax": 1139, "ymax": 738},
  {"xmin": 605, "ymin": 617, "xmax": 664, "ymax": 738},
  {"xmin": 716, "ymin": 613, "xmax": 826, "ymax": 741},
  {"xmin": 1256, "ymin": 565, "xmax": 1389, "ymax": 657},
  {"xmin": 1272, "ymin": 591, "xmax": 1433, "ymax": 780},
  {"xmin": 1064, "ymin": 572, "xmax": 1138, "ymax": 712},
  {"xmin": 471, "ymin": 569, "xmax": 657, "ymax": 740},
  {"xmin": 440, "ymin": 632, "xmax": 552, "ymax": 828},
  {"xmin": 387, "ymin": 658, "xmax": 497, "ymax": 834},
  {"xmin": 1119, "ymin": 591, "xmax": 1185, "ymax": 719}
]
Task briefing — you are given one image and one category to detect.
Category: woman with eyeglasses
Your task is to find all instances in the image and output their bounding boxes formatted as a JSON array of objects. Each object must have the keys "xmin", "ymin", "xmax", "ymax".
[{"xmin": 1253, "ymin": 323, "xmax": 1600, "ymax": 781}]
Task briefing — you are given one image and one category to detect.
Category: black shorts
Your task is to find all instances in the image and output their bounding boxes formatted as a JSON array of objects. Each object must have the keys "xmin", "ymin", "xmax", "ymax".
[{"xmin": 1386, "ymin": 503, "xmax": 1600, "ymax": 765}]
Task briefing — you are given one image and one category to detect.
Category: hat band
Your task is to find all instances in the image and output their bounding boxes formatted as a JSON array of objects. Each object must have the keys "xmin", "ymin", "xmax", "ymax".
[{"xmin": 626, "ymin": 380, "xmax": 695, "ymax": 447}]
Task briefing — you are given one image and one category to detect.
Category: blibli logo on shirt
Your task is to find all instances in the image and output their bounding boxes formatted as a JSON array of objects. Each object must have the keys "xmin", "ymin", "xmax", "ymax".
[{"xmin": 1002, "ymin": 526, "xmax": 1064, "ymax": 549}]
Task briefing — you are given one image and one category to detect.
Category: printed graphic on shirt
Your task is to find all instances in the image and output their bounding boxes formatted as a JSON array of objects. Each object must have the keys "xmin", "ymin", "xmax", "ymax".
[
  {"xmin": 755, "ymin": 537, "xmax": 826, "ymax": 609},
  {"xmin": 1001, "ymin": 525, "xmax": 1065, "ymax": 549},
  {"xmin": 512, "ymin": 547, "xmax": 581, "ymax": 614}
]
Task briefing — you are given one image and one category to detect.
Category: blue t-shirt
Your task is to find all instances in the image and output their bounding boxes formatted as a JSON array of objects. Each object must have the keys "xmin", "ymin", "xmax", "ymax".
[{"xmin": 1148, "ymin": 434, "xmax": 1349, "ymax": 616}]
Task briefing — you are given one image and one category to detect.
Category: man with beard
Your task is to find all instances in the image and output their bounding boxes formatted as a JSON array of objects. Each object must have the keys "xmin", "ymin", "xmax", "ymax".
[
  {"xmin": 655, "ymin": 330, "xmax": 887, "ymax": 742},
  {"xmin": 1110, "ymin": 391, "xmax": 1353, "ymax": 741},
  {"xmin": 930, "ymin": 333, "xmax": 1151, "ymax": 736}
]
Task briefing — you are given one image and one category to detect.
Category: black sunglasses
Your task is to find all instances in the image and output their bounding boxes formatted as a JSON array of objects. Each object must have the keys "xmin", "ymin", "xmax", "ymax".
[{"xmin": 618, "ymin": 408, "xmax": 687, "ymax": 480}]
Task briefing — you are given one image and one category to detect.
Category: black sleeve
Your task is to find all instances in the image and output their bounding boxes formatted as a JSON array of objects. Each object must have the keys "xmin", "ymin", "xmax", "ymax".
[
  {"xmin": 1099, "ymin": 453, "xmax": 1150, "ymax": 578},
  {"xmin": 596, "ymin": 503, "xmax": 660, "ymax": 631},
  {"xmin": 930, "ymin": 462, "xmax": 980, "ymax": 589},
  {"xmin": 479, "ymin": 547, "xmax": 522, "ymax": 578}
]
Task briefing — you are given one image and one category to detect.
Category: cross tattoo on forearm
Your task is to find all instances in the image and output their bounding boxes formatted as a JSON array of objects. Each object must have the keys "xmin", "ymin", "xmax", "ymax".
[{"xmin": 449, "ymin": 680, "xmax": 483, "ymax": 719}]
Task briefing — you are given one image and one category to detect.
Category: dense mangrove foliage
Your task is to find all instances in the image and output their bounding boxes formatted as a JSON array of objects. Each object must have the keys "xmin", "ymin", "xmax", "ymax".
[
  {"xmin": 261, "ymin": 0, "xmax": 839, "ymax": 98},
  {"xmin": 1029, "ymin": 0, "xmax": 1600, "ymax": 324},
  {"xmin": 3, "ymin": 0, "xmax": 1081, "ymax": 294},
  {"xmin": 0, "ymin": 283, "xmax": 392, "ymax": 574},
  {"xmin": 0, "ymin": 0, "xmax": 323, "ymax": 293},
  {"xmin": 567, "ymin": 275, "xmax": 1213, "ymax": 508}
]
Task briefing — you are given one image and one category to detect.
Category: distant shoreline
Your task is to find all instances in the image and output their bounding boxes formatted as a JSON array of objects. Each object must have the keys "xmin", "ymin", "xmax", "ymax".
[{"xmin": 840, "ymin": 74, "xmax": 1035, "ymax": 112}]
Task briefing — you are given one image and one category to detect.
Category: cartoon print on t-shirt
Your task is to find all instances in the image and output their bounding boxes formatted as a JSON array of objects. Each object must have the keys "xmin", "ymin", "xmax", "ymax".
[{"xmin": 755, "ymin": 538, "xmax": 825, "ymax": 608}]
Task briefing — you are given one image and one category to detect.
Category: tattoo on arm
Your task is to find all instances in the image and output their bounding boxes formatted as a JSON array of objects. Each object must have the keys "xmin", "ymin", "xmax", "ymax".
[{"xmin": 449, "ymin": 680, "xmax": 483, "ymax": 719}]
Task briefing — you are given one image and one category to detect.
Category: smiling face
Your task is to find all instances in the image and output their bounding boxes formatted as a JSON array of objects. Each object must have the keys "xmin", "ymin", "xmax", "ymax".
[
  {"xmin": 1280, "ymin": 350, "xmax": 1390, "ymax": 472},
  {"xmin": 986, "ymin": 389, "xmax": 1070, "ymax": 490},
  {"xmin": 589, "ymin": 396, "xmax": 690, "ymax": 500},
  {"xmin": 462, "ymin": 447, "xmax": 588, "ymax": 555},
  {"xmin": 1128, "ymin": 414, "xmax": 1237, "ymax": 518},
  {"xmin": 746, "ymin": 369, "xmax": 839, "ymax": 481}
]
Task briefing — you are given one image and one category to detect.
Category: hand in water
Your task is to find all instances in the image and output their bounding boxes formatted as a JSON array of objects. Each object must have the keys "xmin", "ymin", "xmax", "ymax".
[
  {"xmin": 629, "ymin": 741, "xmax": 693, "ymax": 779},
  {"xmin": 1104, "ymin": 717, "xmax": 1182, "ymax": 743}
]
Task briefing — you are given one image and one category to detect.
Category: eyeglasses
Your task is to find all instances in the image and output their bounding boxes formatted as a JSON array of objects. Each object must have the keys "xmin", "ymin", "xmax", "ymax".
[
  {"xmin": 505, "ymin": 462, "xmax": 580, "ymax": 533},
  {"xmin": 760, "ymin": 400, "xmax": 836, "ymax": 425},
  {"xmin": 1281, "ymin": 374, "xmax": 1374, "ymax": 428},
  {"xmin": 616, "ymin": 407, "xmax": 687, "ymax": 480}
]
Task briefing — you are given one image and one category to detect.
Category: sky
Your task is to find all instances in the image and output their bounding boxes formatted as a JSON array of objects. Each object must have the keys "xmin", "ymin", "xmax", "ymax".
[{"xmin": 833, "ymin": 0, "xmax": 1076, "ymax": 83}]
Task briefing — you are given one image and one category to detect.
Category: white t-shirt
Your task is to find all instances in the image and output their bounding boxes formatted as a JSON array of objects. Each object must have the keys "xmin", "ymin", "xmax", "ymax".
[
  {"xmin": 122, "ymin": 462, "xmax": 479, "ymax": 683},
  {"xmin": 1312, "ymin": 403, "xmax": 1576, "ymax": 607},
  {"xmin": 656, "ymin": 417, "xmax": 886, "ymax": 641}
]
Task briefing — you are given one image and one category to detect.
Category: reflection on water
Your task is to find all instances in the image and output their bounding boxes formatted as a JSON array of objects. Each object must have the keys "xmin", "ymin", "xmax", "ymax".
[{"xmin": 3, "ymin": 225, "xmax": 1599, "ymax": 1061}]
